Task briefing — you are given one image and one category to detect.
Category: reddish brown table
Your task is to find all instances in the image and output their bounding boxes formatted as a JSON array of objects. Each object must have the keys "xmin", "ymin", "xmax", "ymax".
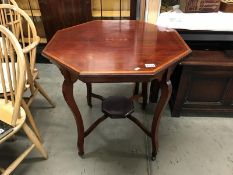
[{"xmin": 43, "ymin": 20, "xmax": 191, "ymax": 159}]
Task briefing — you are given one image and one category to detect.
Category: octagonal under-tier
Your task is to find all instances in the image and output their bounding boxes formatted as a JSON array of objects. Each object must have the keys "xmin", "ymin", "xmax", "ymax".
[{"xmin": 43, "ymin": 20, "xmax": 191, "ymax": 79}]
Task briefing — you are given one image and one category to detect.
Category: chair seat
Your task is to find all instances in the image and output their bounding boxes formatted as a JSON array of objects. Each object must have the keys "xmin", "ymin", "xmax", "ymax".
[
  {"xmin": 102, "ymin": 96, "xmax": 134, "ymax": 118},
  {"xmin": 0, "ymin": 99, "xmax": 26, "ymax": 144}
]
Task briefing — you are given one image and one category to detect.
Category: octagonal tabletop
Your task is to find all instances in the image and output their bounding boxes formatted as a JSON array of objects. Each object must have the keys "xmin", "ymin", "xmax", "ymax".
[{"xmin": 43, "ymin": 20, "xmax": 191, "ymax": 76}]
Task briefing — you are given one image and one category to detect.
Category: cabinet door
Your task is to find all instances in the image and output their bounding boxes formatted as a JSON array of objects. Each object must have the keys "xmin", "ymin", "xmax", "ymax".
[
  {"xmin": 39, "ymin": 0, "xmax": 137, "ymax": 41},
  {"xmin": 38, "ymin": 0, "xmax": 92, "ymax": 41},
  {"xmin": 91, "ymin": 0, "xmax": 136, "ymax": 20}
]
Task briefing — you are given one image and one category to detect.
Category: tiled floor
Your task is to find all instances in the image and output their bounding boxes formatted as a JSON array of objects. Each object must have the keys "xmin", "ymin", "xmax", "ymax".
[{"xmin": 1, "ymin": 64, "xmax": 233, "ymax": 175}]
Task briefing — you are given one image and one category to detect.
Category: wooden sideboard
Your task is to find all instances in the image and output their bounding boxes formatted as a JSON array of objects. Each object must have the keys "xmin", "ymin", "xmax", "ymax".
[{"xmin": 170, "ymin": 50, "xmax": 233, "ymax": 117}]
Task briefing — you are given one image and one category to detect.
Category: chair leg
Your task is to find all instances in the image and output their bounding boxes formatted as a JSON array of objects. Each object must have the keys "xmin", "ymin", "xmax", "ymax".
[
  {"xmin": 2, "ymin": 145, "xmax": 35, "ymax": 175},
  {"xmin": 2, "ymin": 125, "xmax": 47, "ymax": 175},
  {"xmin": 21, "ymin": 99, "xmax": 42, "ymax": 141},
  {"xmin": 86, "ymin": 83, "xmax": 92, "ymax": 107},
  {"xmin": 23, "ymin": 123, "xmax": 48, "ymax": 159},
  {"xmin": 27, "ymin": 88, "xmax": 39, "ymax": 107},
  {"xmin": 34, "ymin": 81, "xmax": 55, "ymax": 107}
]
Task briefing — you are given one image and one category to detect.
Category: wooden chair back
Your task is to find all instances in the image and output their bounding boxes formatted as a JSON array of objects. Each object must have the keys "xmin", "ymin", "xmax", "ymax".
[
  {"xmin": 0, "ymin": 4, "xmax": 40, "ymax": 91},
  {"xmin": 0, "ymin": 4, "xmax": 55, "ymax": 110},
  {"xmin": 0, "ymin": 4, "xmax": 39, "ymax": 67},
  {"xmin": 0, "ymin": 24, "xmax": 26, "ymax": 126},
  {"xmin": 2, "ymin": 0, "xmax": 18, "ymax": 6},
  {"xmin": 0, "ymin": 0, "xmax": 18, "ymax": 6},
  {"xmin": 9, "ymin": 0, "xmax": 18, "ymax": 6}
]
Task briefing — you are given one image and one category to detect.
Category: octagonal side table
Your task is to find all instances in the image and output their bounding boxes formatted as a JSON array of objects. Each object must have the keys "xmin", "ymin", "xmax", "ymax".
[{"xmin": 43, "ymin": 20, "xmax": 191, "ymax": 159}]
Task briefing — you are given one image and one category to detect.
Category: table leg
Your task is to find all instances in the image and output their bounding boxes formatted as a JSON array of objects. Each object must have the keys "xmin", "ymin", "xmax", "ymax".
[
  {"xmin": 149, "ymin": 79, "xmax": 160, "ymax": 103},
  {"xmin": 142, "ymin": 82, "xmax": 148, "ymax": 110},
  {"xmin": 86, "ymin": 83, "xmax": 92, "ymax": 107},
  {"xmin": 134, "ymin": 82, "xmax": 140, "ymax": 95},
  {"xmin": 61, "ymin": 69, "xmax": 85, "ymax": 156},
  {"xmin": 151, "ymin": 71, "xmax": 172, "ymax": 160}
]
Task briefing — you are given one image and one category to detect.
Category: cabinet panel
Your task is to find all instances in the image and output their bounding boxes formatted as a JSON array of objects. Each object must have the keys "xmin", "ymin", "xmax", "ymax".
[
  {"xmin": 170, "ymin": 50, "xmax": 233, "ymax": 117},
  {"xmin": 187, "ymin": 77, "xmax": 228, "ymax": 102},
  {"xmin": 222, "ymin": 79, "xmax": 233, "ymax": 105},
  {"xmin": 38, "ymin": 0, "xmax": 92, "ymax": 41}
]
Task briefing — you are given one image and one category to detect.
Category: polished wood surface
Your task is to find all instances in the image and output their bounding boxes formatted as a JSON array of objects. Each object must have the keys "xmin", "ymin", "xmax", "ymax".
[
  {"xmin": 43, "ymin": 20, "xmax": 191, "ymax": 77},
  {"xmin": 43, "ymin": 20, "xmax": 191, "ymax": 159}
]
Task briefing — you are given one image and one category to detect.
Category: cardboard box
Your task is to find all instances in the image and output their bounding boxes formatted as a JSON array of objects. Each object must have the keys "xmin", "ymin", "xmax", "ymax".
[
  {"xmin": 220, "ymin": 0, "xmax": 233, "ymax": 12},
  {"xmin": 180, "ymin": 0, "xmax": 221, "ymax": 12}
]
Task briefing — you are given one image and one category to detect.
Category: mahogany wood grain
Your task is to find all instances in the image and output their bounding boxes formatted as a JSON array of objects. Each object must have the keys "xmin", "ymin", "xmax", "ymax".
[
  {"xmin": 151, "ymin": 70, "xmax": 172, "ymax": 159},
  {"xmin": 43, "ymin": 20, "xmax": 191, "ymax": 77},
  {"xmin": 43, "ymin": 20, "xmax": 191, "ymax": 159},
  {"xmin": 60, "ymin": 68, "xmax": 84, "ymax": 156}
]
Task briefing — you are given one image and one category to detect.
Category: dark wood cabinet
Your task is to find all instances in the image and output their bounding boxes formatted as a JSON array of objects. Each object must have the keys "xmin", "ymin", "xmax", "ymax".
[
  {"xmin": 38, "ymin": 0, "xmax": 137, "ymax": 41},
  {"xmin": 38, "ymin": 0, "xmax": 92, "ymax": 41},
  {"xmin": 170, "ymin": 50, "xmax": 233, "ymax": 117}
]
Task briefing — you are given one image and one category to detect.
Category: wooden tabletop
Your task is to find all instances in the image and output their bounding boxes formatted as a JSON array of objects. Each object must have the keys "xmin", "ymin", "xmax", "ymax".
[{"xmin": 43, "ymin": 20, "xmax": 191, "ymax": 76}]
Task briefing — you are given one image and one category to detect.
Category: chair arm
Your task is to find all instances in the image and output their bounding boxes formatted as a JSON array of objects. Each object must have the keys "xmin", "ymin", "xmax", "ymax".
[{"xmin": 22, "ymin": 36, "xmax": 40, "ymax": 53}]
